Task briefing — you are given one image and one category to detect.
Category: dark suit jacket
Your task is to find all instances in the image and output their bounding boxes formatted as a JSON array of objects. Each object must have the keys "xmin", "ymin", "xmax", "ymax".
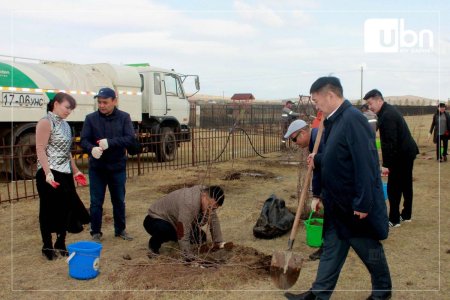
[
  {"xmin": 376, "ymin": 102, "xmax": 419, "ymax": 168},
  {"xmin": 314, "ymin": 100, "xmax": 389, "ymax": 240}
]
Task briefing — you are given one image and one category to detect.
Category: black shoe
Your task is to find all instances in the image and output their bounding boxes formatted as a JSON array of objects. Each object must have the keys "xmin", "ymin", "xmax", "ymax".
[
  {"xmin": 148, "ymin": 240, "xmax": 160, "ymax": 256},
  {"xmin": 285, "ymin": 290, "xmax": 316, "ymax": 300},
  {"xmin": 366, "ymin": 292, "xmax": 392, "ymax": 300},
  {"xmin": 309, "ymin": 247, "xmax": 323, "ymax": 261},
  {"xmin": 42, "ymin": 247, "xmax": 57, "ymax": 260},
  {"xmin": 54, "ymin": 239, "xmax": 68, "ymax": 257}
]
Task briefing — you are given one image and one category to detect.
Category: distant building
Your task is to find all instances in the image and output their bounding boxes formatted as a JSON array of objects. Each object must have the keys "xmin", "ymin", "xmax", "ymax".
[{"xmin": 231, "ymin": 93, "xmax": 255, "ymax": 105}]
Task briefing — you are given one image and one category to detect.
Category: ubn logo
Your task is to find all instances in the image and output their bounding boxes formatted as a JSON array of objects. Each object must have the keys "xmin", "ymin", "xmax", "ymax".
[{"xmin": 364, "ymin": 18, "xmax": 434, "ymax": 53}]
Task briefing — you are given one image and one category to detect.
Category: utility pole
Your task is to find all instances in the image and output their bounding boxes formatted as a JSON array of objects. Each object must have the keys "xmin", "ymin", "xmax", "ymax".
[{"xmin": 360, "ymin": 65, "xmax": 364, "ymax": 101}]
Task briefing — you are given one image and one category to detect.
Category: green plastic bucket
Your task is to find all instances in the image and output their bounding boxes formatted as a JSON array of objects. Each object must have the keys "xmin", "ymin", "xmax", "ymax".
[
  {"xmin": 304, "ymin": 211, "xmax": 323, "ymax": 247},
  {"xmin": 375, "ymin": 139, "xmax": 381, "ymax": 150}
]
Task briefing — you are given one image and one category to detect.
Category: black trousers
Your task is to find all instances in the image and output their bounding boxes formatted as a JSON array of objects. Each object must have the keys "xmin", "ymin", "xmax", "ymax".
[
  {"xmin": 143, "ymin": 215, "xmax": 206, "ymax": 252},
  {"xmin": 311, "ymin": 223, "xmax": 392, "ymax": 300},
  {"xmin": 436, "ymin": 135, "xmax": 449, "ymax": 160},
  {"xmin": 387, "ymin": 158, "xmax": 415, "ymax": 223}
]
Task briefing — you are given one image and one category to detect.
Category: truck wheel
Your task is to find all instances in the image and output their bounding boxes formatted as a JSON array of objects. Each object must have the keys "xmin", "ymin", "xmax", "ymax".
[
  {"xmin": 15, "ymin": 132, "xmax": 37, "ymax": 179},
  {"xmin": 156, "ymin": 127, "xmax": 177, "ymax": 162}
]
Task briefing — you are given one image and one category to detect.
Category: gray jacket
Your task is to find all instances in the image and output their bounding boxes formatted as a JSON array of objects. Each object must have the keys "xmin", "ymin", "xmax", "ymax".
[{"xmin": 148, "ymin": 185, "xmax": 223, "ymax": 254}]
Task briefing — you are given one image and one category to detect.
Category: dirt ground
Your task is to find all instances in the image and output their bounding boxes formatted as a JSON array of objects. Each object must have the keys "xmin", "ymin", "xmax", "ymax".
[{"xmin": 1, "ymin": 114, "xmax": 450, "ymax": 300}]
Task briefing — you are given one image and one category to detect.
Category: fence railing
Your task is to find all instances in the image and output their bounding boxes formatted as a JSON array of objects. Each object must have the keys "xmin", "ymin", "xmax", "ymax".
[{"xmin": 0, "ymin": 124, "xmax": 283, "ymax": 203}]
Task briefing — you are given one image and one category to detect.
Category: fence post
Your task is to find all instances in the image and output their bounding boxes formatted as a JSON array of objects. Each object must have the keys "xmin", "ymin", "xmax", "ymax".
[
  {"xmin": 263, "ymin": 116, "xmax": 266, "ymax": 154},
  {"xmin": 191, "ymin": 127, "xmax": 196, "ymax": 166},
  {"xmin": 232, "ymin": 128, "xmax": 235, "ymax": 160}
]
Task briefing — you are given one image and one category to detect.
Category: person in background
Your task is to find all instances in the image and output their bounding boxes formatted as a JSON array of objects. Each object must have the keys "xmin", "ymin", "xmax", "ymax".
[
  {"xmin": 286, "ymin": 77, "xmax": 391, "ymax": 300},
  {"xmin": 143, "ymin": 185, "xmax": 226, "ymax": 260},
  {"xmin": 311, "ymin": 110, "xmax": 323, "ymax": 129},
  {"xmin": 364, "ymin": 89, "xmax": 419, "ymax": 227},
  {"xmin": 361, "ymin": 104, "xmax": 378, "ymax": 135},
  {"xmin": 284, "ymin": 119, "xmax": 325, "ymax": 261},
  {"xmin": 36, "ymin": 92, "xmax": 89, "ymax": 260},
  {"xmin": 81, "ymin": 87, "xmax": 135, "ymax": 242},
  {"xmin": 281, "ymin": 100, "xmax": 300, "ymax": 145},
  {"xmin": 428, "ymin": 102, "xmax": 450, "ymax": 162}
]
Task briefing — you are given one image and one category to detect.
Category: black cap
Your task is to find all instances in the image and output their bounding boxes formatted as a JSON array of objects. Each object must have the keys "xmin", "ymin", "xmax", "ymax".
[
  {"xmin": 94, "ymin": 87, "xmax": 116, "ymax": 99},
  {"xmin": 363, "ymin": 89, "xmax": 383, "ymax": 100}
]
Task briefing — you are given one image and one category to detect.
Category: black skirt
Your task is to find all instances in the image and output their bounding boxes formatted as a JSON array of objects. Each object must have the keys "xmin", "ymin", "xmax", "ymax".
[{"xmin": 36, "ymin": 168, "xmax": 89, "ymax": 234}]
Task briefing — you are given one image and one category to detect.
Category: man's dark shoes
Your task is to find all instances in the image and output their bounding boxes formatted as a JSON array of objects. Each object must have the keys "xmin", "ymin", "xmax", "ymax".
[
  {"xmin": 115, "ymin": 230, "xmax": 133, "ymax": 241},
  {"xmin": 366, "ymin": 292, "xmax": 392, "ymax": 300},
  {"xmin": 285, "ymin": 290, "xmax": 317, "ymax": 300},
  {"xmin": 309, "ymin": 247, "xmax": 323, "ymax": 261}
]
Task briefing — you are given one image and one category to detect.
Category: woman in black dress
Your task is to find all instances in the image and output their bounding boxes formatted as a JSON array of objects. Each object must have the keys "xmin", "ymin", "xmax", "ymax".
[{"xmin": 35, "ymin": 92, "xmax": 89, "ymax": 260}]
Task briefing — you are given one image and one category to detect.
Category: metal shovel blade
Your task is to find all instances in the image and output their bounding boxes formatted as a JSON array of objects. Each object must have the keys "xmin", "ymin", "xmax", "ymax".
[{"xmin": 270, "ymin": 250, "xmax": 303, "ymax": 290}]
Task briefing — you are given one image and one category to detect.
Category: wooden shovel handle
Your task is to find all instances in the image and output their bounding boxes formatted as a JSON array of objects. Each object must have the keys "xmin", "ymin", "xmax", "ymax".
[{"xmin": 287, "ymin": 118, "xmax": 324, "ymax": 249}]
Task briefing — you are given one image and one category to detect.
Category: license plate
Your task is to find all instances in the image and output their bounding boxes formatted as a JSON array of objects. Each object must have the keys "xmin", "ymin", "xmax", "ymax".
[{"xmin": 2, "ymin": 92, "xmax": 45, "ymax": 108}]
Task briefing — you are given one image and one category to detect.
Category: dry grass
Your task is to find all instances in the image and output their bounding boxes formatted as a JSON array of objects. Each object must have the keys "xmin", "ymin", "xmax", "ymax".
[{"xmin": 1, "ymin": 114, "xmax": 450, "ymax": 300}]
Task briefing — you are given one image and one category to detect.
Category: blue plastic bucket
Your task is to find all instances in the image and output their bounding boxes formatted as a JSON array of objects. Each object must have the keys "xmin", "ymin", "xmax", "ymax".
[
  {"xmin": 382, "ymin": 182, "xmax": 388, "ymax": 200},
  {"xmin": 67, "ymin": 241, "xmax": 103, "ymax": 280}
]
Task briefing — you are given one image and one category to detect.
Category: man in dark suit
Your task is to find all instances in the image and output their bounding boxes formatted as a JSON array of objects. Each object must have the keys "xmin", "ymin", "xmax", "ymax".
[
  {"xmin": 364, "ymin": 89, "xmax": 419, "ymax": 227},
  {"xmin": 285, "ymin": 77, "xmax": 392, "ymax": 300}
]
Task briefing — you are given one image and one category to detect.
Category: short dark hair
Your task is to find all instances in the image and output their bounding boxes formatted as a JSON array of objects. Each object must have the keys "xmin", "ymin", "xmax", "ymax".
[
  {"xmin": 207, "ymin": 186, "xmax": 224, "ymax": 206},
  {"xmin": 47, "ymin": 92, "xmax": 77, "ymax": 112},
  {"xmin": 363, "ymin": 89, "xmax": 384, "ymax": 101},
  {"xmin": 309, "ymin": 76, "xmax": 343, "ymax": 98},
  {"xmin": 438, "ymin": 102, "xmax": 446, "ymax": 108},
  {"xmin": 360, "ymin": 104, "xmax": 369, "ymax": 111},
  {"xmin": 286, "ymin": 100, "xmax": 294, "ymax": 105}
]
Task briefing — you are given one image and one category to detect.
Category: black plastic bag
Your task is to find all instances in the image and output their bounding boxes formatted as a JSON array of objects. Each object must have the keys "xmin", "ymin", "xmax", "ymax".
[{"xmin": 253, "ymin": 194, "xmax": 295, "ymax": 239}]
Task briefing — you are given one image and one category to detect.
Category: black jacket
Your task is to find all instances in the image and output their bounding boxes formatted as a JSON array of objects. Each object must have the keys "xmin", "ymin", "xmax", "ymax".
[
  {"xmin": 429, "ymin": 111, "xmax": 450, "ymax": 143},
  {"xmin": 377, "ymin": 102, "xmax": 419, "ymax": 168},
  {"xmin": 81, "ymin": 108, "xmax": 135, "ymax": 171},
  {"xmin": 314, "ymin": 100, "xmax": 389, "ymax": 240}
]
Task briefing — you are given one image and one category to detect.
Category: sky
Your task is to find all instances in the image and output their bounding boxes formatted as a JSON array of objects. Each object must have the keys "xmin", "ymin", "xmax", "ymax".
[{"xmin": 1, "ymin": 0, "xmax": 449, "ymax": 101}]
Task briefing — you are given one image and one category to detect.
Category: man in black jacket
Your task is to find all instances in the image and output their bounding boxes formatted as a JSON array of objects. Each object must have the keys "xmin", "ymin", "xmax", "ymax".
[
  {"xmin": 81, "ymin": 87, "xmax": 135, "ymax": 241},
  {"xmin": 285, "ymin": 77, "xmax": 392, "ymax": 300},
  {"xmin": 364, "ymin": 89, "xmax": 419, "ymax": 227}
]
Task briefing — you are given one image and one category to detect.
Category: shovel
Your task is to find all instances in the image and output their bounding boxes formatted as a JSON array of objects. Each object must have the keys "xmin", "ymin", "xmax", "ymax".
[{"xmin": 270, "ymin": 119, "xmax": 324, "ymax": 290}]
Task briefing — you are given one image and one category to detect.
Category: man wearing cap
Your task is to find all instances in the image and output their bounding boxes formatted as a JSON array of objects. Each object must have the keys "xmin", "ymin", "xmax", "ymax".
[
  {"xmin": 364, "ymin": 89, "xmax": 419, "ymax": 228},
  {"xmin": 284, "ymin": 119, "xmax": 325, "ymax": 261},
  {"xmin": 81, "ymin": 87, "xmax": 135, "ymax": 241},
  {"xmin": 281, "ymin": 100, "xmax": 300, "ymax": 144},
  {"xmin": 285, "ymin": 77, "xmax": 391, "ymax": 300}
]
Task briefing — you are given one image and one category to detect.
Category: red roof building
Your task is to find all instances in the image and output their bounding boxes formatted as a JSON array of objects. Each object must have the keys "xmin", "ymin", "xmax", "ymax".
[{"xmin": 231, "ymin": 93, "xmax": 255, "ymax": 104}]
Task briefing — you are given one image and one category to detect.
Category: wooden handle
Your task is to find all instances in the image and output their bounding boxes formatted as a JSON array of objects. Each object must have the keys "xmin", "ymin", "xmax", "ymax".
[{"xmin": 287, "ymin": 119, "xmax": 324, "ymax": 248}]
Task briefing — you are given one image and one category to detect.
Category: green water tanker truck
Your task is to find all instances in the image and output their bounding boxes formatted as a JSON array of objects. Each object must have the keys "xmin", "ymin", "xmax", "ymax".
[{"xmin": 0, "ymin": 56, "xmax": 200, "ymax": 179}]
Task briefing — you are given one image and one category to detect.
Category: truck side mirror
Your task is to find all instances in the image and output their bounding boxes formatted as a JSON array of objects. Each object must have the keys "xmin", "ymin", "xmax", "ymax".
[{"xmin": 195, "ymin": 76, "xmax": 200, "ymax": 91}]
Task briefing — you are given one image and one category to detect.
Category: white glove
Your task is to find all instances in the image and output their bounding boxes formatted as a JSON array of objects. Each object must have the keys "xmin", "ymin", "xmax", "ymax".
[
  {"xmin": 98, "ymin": 139, "xmax": 109, "ymax": 150},
  {"xmin": 311, "ymin": 197, "xmax": 321, "ymax": 212},
  {"xmin": 45, "ymin": 172, "xmax": 60, "ymax": 188},
  {"xmin": 216, "ymin": 242, "xmax": 226, "ymax": 249},
  {"xmin": 91, "ymin": 147, "xmax": 103, "ymax": 159}
]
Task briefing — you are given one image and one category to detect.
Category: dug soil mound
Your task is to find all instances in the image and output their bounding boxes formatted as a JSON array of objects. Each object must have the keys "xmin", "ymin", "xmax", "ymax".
[
  {"xmin": 109, "ymin": 244, "xmax": 271, "ymax": 290},
  {"xmin": 223, "ymin": 169, "xmax": 276, "ymax": 180}
]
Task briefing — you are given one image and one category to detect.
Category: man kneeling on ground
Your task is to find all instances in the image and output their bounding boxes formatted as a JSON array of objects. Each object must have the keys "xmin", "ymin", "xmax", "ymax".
[{"xmin": 143, "ymin": 185, "xmax": 225, "ymax": 260}]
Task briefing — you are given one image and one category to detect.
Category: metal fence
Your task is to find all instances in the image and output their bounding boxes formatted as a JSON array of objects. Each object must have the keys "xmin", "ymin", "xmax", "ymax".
[
  {"xmin": 0, "ymin": 103, "xmax": 435, "ymax": 203},
  {"xmin": 0, "ymin": 116, "xmax": 283, "ymax": 203}
]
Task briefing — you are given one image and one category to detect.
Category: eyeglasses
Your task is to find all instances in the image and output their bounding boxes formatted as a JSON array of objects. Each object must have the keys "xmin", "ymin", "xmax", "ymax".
[{"xmin": 291, "ymin": 131, "xmax": 302, "ymax": 143}]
